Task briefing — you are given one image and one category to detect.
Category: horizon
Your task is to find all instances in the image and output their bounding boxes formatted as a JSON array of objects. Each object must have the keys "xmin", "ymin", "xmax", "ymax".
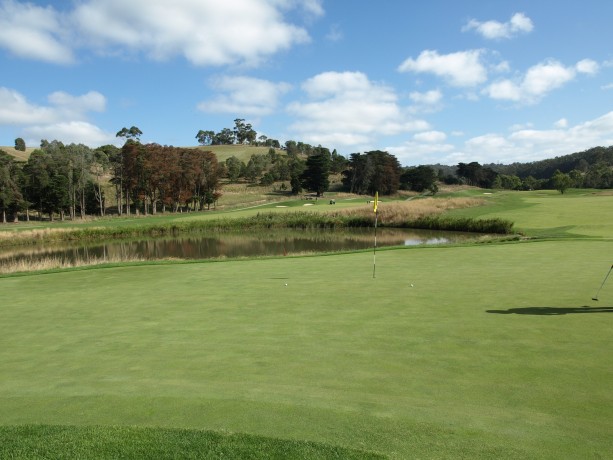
[{"xmin": 0, "ymin": 0, "xmax": 612, "ymax": 167}]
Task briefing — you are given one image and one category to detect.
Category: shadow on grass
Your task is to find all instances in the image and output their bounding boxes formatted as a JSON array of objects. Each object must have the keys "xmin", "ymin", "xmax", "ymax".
[{"xmin": 486, "ymin": 306, "xmax": 613, "ymax": 315}]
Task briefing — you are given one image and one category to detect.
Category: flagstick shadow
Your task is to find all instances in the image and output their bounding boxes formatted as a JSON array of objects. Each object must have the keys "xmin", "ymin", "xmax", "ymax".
[{"xmin": 486, "ymin": 306, "xmax": 613, "ymax": 315}]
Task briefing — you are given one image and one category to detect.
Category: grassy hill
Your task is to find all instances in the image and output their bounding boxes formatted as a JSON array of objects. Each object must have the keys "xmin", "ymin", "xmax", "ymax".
[
  {"xmin": 192, "ymin": 144, "xmax": 280, "ymax": 163},
  {"xmin": 0, "ymin": 146, "xmax": 36, "ymax": 162}
]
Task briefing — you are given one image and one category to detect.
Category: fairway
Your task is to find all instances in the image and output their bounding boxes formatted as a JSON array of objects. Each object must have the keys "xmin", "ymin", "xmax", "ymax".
[{"xmin": 1, "ymin": 236, "xmax": 612, "ymax": 458}]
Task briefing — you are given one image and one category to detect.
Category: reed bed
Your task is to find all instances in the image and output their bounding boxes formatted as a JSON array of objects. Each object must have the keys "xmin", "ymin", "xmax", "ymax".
[
  {"xmin": 0, "ymin": 255, "xmax": 146, "ymax": 275},
  {"xmin": 332, "ymin": 197, "xmax": 486, "ymax": 221},
  {"xmin": 0, "ymin": 227, "xmax": 74, "ymax": 244},
  {"xmin": 326, "ymin": 197, "xmax": 514, "ymax": 234}
]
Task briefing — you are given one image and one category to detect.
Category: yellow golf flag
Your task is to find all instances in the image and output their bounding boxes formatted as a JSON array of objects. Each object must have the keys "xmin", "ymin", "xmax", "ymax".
[{"xmin": 373, "ymin": 192, "xmax": 378, "ymax": 213}]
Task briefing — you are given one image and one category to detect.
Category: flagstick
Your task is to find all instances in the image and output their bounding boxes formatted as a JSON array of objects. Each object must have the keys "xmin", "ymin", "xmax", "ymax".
[{"xmin": 373, "ymin": 209, "xmax": 378, "ymax": 278}]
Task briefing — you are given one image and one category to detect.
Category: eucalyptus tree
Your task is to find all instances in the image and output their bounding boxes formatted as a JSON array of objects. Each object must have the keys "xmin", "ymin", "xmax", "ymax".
[
  {"xmin": 114, "ymin": 126, "xmax": 142, "ymax": 214},
  {"xmin": 93, "ymin": 145, "xmax": 118, "ymax": 216},
  {"xmin": 65, "ymin": 143, "xmax": 94, "ymax": 218},
  {"xmin": 214, "ymin": 128, "xmax": 235, "ymax": 145},
  {"xmin": 116, "ymin": 126, "xmax": 143, "ymax": 141},
  {"xmin": 193, "ymin": 150, "xmax": 222, "ymax": 210},
  {"xmin": 22, "ymin": 149, "xmax": 50, "ymax": 219},
  {"xmin": 196, "ymin": 130, "xmax": 215, "ymax": 146},
  {"xmin": 0, "ymin": 151, "xmax": 23, "ymax": 223},
  {"xmin": 36, "ymin": 141, "xmax": 73, "ymax": 220},
  {"xmin": 233, "ymin": 118, "xmax": 257, "ymax": 145},
  {"xmin": 23, "ymin": 145, "xmax": 72, "ymax": 221}
]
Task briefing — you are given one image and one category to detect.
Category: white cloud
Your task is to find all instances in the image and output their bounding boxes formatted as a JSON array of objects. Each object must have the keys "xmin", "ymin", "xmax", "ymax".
[
  {"xmin": 299, "ymin": 0, "xmax": 324, "ymax": 17},
  {"xmin": 398, "ymin": 49, "xmax": 487, "ymax": 87},
  {"xmin": 0, "ymin": 0, "xmax": 318, "ymax": 66},
  {"xmin": 0, "ymin": 0, "xmax": 74, "ymax": 64},
  {"xmin": 0, "ymin": 87, "xmax": 106, "ymax": 124},
  {"xmin": 413, "ymin": 130, "xmax": 447, "ymax": 143},
  {"xmin": 198, "ymin": 76, "xmax": 291, "ymax": 116},
  {"xmin": 387, "ymin": 112, "xmax": 613, "ymax": 166},
  {"xmin": 509, "ymin": 122, "xmax": 534, "ymax": 132},
  {"xmin": 463, "ymin": 12, "xmax": 533, "ymax": 40},
  {"xmin": 484, "ymin": 59, "xmax": 583, "ymax": 103},
  {"xmin": 602, "ymin": 83, "xmax": 613, "ymax": 90},
  {"xmin": 409, "ymin": 89, "xmax": 442, "ymax": 105},
  {"xmin": 287, "ymin": 71, "xmax": 429, "ymax": 149},
  {"xmin": 23, "ymin": 121, "xmax": 116, "ymax": 147},
  {"xmin": 492, "ymin": 61, "xmax": 511, "ymax": 73},
  {"xmin": 47, "ymin": 91, "xmax": 107, "ymax": 113},
  {"xmin": 466, "ymin": 111, "xmax": 613, "ymax": 163},
  {"xmin": 387, "ymin": 140, "xmax": 456, "ymax": 165},
  {"xmin": 71, "ymin": 0, "xmax": 313, "ymax": 66},
  {"xmin": 0, "ymin": 87, "xmax": 57, "ymax": 124},
  {"xmin": 0, "ymin": 87, "xmax": 111, "ymax": 146},
  {"xmin": 576, "ymin": 59, "xmax": 599, "ymax": 75}
]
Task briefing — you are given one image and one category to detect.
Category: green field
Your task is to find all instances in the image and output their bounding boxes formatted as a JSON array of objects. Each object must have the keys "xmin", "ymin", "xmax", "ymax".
[{"xmin": 1, "ymin": 190, "xmax": 612, "ymax": 458}]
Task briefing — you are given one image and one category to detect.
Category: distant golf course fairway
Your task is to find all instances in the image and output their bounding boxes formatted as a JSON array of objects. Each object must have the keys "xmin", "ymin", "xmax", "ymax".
[{"xmin": 1, "ymin": 190, "xmax": 613, "ymax": 458}]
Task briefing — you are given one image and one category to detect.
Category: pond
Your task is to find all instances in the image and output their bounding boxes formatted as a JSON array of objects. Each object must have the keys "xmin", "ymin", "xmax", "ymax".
[{"xmin": 0, "ymin": 228, "xmax": 483, "ymax": 266}]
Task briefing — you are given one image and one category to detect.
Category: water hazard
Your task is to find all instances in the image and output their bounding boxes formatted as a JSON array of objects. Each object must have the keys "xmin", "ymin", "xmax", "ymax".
[{"xmin": 0, "ymin": 228, "xmax": 481, "ymax": 266}]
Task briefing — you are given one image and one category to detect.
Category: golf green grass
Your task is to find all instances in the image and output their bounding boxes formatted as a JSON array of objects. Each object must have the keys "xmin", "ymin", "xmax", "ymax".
[
  {"xmin": 1, "ymin": 237, "xmax": 612, "ymax": 458},
  {"xmin": 2, "ymin": 189, "xmax": 613, "ymax": 458}
]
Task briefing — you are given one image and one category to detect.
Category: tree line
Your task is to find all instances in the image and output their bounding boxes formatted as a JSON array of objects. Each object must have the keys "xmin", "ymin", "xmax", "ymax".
[
  {"xmin": 436, "ymin": 145, "xmax": 613, "ymax": 193},
  {"xmin": 0, "ymin": 129, "xmax": 226, "ymax": 222},
  {"xmin": 1, "ymin": 119, "xmax": 612, "ymax": 222}
]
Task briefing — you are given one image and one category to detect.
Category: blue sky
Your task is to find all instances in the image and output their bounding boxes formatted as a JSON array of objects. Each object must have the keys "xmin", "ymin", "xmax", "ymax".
[{"xmin": 0, "ymin": 0, "xmax": 612, "ymax": 166}]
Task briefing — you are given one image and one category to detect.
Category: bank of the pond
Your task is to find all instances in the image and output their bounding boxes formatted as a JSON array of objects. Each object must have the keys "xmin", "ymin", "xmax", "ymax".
[{"xmin": 0, "ymin": 212, "xmax": 514, "ymax": 249}]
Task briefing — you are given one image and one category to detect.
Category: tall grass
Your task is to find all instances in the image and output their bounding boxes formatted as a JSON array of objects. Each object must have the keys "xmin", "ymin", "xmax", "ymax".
[
  {"xmin": 405, "ymin": 215, "xmax": 514, "ymax": 234},
  {"xmin": 328, "ymin": 197, "xmax": 514, "ymax": 233},
  {"xmin": 0, "ymin": 254, "xmax": 146, "ymax": 275}
]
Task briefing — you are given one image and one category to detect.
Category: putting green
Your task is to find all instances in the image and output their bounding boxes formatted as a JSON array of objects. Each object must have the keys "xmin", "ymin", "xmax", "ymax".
[{"xmin": 1, "ymin": 239, "xmax": 612, "ymax": 458}]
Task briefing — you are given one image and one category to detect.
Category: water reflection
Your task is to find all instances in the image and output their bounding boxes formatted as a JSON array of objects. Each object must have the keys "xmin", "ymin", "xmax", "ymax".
[{"xmin": 0, "ymin": 228, "xmax": 480, "ymax": 265}]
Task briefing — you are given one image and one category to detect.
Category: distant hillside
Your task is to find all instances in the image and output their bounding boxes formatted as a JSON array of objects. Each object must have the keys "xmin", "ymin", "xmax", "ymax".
[
  {"xmin": 2, "ymin": 144, "xmax": 279, "ymax": 164},
  {"xmin": 487, "ymin": 145, "xmax": 613, "ymax": 179},
  {"xmin": 425, "ymin": 145, "xmax": 613, "ymax": 180},
  {"xmin": 0, "ymin": 146, "xmax": 36, "ymax": 162},
  {"xmin": 191, "ymin": 144, "xmax": 281, "ymax": 163}
]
